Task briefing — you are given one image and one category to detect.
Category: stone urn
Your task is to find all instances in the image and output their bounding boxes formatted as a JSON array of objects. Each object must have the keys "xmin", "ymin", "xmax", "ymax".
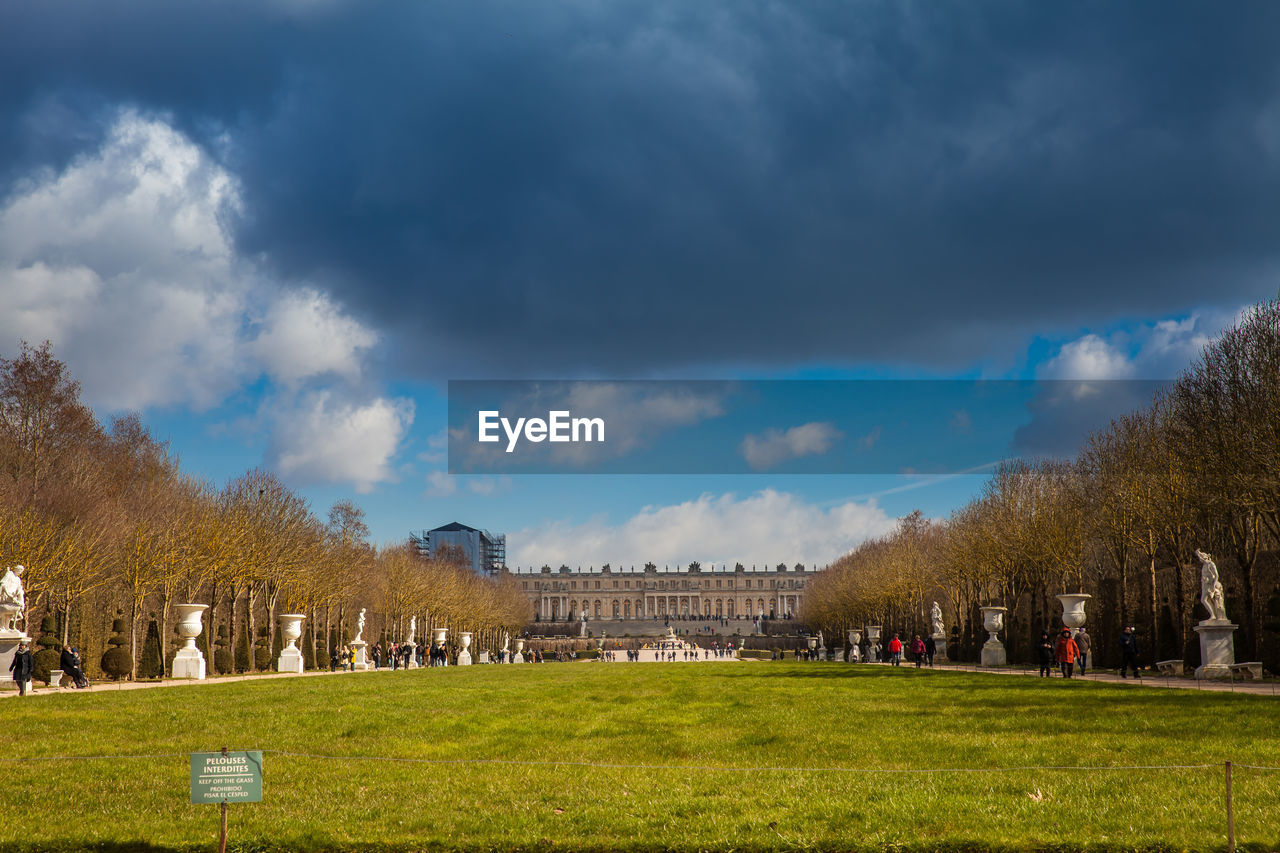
[
  {"xmin": 276, "ymin": 613, "xmax": 306, "ymax": 673},
  {"xmin": 458, "ymin": 631, "xmax": 473, "ymax": 666},
  {"xmin": 807, "ymin": 637, "xmax": 817, "ymax": 650},
  {"xmin": 172, "ymin": 604, "xmax": 209, "ymax": 679},
  {"xmin": 847, "ymin": 629, "xmax": 862, "ymax": 662},
  {"xmin": 979, "ymin": 606, "xmax": 1007, "ymax": 667},
  {"xmin": 1056, "ymin": 594, "xmax": 1091, "ymax": 630},
  {"xmin": 513, "ymin": 637, "xmax": 526, "ymax": 664},
  {"xmin": 866, "ymin": 625, "xmax": 881, "ymax": 642}
]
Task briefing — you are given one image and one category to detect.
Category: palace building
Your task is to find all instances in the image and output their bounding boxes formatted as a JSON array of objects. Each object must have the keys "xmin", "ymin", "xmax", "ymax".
[{"xmin": 507, "ymin": 562, "xmax": 814, "ymax": 623}]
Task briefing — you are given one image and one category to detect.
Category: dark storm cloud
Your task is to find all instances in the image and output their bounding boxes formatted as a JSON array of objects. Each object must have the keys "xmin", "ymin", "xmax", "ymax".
[{"xmin": 3, "ymin": 1, "xmax": 1278, "ymax": 376}]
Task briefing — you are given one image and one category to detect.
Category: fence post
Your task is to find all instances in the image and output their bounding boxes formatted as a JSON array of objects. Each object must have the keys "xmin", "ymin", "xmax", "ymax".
[{"xmin": 1225, "ymin": 760, "xmax": 1235, "ymax": 853}]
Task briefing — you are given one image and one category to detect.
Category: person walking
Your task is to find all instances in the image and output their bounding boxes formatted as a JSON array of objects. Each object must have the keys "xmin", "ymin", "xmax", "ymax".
[
  {"xmin": 924, "ymin": 635, "xmax": 936, "ymax": 667},
  {"xmin": 1074, "ymin": 628, "xmax": 1091, "ymax": 675},
  {"xmin": 1037, "ymin": 630, "xmax": 1055, "ymax": 677},
  {"xmin": 1118, "ymin": 626, "xmax": 1141, "ymax": 678},
  {"xmin": 1054, "ymin": 627, "xmax": 1080, "ymax": 679},
  {"xmin": 888, "ymin": 634, "xmax": 903, "ymax": 666},
  {"xmin": 911, "ymin": 635, "xmax": 926, "ymax": 668},
  {"xmin": 9, "ymin": 640, "xmax": 33, "ymax": 695}
]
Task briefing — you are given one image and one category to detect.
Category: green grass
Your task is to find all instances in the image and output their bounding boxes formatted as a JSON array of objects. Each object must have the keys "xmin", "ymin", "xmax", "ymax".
[{"xmin": 3, "ymin": 663, "xmax": 1279, "ymax": 852}]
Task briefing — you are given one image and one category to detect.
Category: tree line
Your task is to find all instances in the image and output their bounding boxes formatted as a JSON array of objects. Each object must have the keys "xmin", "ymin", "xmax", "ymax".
[
  {"xmin": 805, "ymin": 301, "xmax": 1280, "ymax": 672},
  {"xmin": 0, "ymin": 342, "xmax": 530, "ymax": 679}
]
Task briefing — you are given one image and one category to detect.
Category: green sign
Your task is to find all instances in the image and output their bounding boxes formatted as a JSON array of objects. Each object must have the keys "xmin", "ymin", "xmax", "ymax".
[{"xmin": 189, "ymin": 751, "xmax": 263, "ymax": 804}]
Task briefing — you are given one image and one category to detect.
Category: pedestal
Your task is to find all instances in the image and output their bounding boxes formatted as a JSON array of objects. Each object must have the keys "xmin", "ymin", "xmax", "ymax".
[
  {"xmin": 980, "ymin": 639, "xmax": 1006, "ymax": 667},
  {"xmin": 1194, "ymin": 620, "xmax": 1237, "ymax": 679},
  {"xmin": 172, "ymin": 645, "xmax": 207, "ymax": 679},
  {"xmin": 277, "ymin": 647, "xmax": 304, "ymax": 673},
  {"xmin": 171, "ymin": 604, "xmax": 209, "ymax": 679},
  {"xmin": 931, "ymin": 633, "xmax": 948, "ymax": 662},
  {"xmin": 0, "ymin": 631, "xmax": 31, "ymax": 691},
  {"xmin": 350, "ymin": 640, "xmax": 370, "ymax": 671},
  {"xmin": 404, "ymin": 641, "xmax": 418, "ymax": 669}
]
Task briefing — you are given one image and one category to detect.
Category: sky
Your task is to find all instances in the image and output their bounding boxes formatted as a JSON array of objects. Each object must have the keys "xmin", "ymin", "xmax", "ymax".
[{"xmin": 1, "ymin": 1, "xmax": 1277, "ymax": 569}]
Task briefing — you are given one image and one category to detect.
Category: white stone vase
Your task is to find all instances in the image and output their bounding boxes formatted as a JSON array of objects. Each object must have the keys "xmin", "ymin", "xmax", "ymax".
[
  {"xmin": 980, "ymin": 606, "xmax": 1007, "ymax": 667},
  {"xmin": 513, "ymin": 637, "xmax": 525, "ymax": 663},
  {"xmin": 1056, "ymin": 594, "xmax": 1091, "ymax": 630},
  {"xmin": 458, "ymin": 631, "xmax": 473, "ymax": 666},
  {"xmin": 277, "ymin": 613, "xmax": 306, "ymax": 673},
  {"xmin": 866, "ymin": 625, "xmax": 882, "ymax": 642},
  {"xmin": 172, "ymin": 604, "xmax": 209, "ymax": 679},
  {"xmin": 807, "ymin": 637, "xmax": 817, "ymax": 650}
]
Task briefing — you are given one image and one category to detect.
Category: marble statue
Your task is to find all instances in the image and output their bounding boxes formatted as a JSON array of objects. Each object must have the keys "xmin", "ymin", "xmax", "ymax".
[
  {"xmin": 579, "ymin": 612, "xmax": 587, "ymax": 638},
  {"xmin": 502, "ymin": 630, "xmax": 510, "ymax": 652},
  {"xmin": 1196, "ymin": 549, "xmax": 1228, "ymax": 622},
  {"xmin": 0, "ymin": 565, "xmax": 25, "ymax": 631},
  {"xmin": 930, "ymin": 601, "xmax": 944, "ymax": 637},
  {"xmin": 354, "ymin": 608, "xmax": 367, "ymax": 643},
  {"xmin": 408, "ymin": 615, "xmax": 417, "ymax": 643}
]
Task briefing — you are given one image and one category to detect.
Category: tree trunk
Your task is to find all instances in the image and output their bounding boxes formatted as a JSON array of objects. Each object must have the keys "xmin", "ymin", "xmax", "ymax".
[
  {"xmin": 246, "ymin": 586, "xmax": 258, "ymax": 672},
  {"xmin": 159, "ymin": 591, "xmax": 171, "ymax": 679},
  {"xmin": 1147, "ymin": 553, "xmax": 1159, "ymax": 666},
  {"xmin": 228, "ymin": 584, "xmax": 240, "ymax": 674},
  {"xmin": 130, "ymin": 595, "xmax": 140, "ymax": 680}
]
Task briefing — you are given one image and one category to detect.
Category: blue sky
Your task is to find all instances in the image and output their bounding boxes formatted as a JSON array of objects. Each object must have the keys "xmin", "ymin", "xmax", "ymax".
[{"xmin": 1, "ymin": 2, "xmax": 1276, "ymax": 568}]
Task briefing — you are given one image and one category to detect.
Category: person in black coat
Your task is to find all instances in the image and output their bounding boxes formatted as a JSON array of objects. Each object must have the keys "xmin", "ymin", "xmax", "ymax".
[
  {"xmin": 10, "ymin": 641, "xmax": 34, "ymax": 695},
  {"xmin": 59, "ymin": 644, "xmax": 88, "ymax": 688},
  {"xmin": 1118, "ymin": 626, "xmax": 1141, "ymax": 678},
  {"xmin": 1037, "ymin": 631, "xmax": 1055, "ymax": 677}
]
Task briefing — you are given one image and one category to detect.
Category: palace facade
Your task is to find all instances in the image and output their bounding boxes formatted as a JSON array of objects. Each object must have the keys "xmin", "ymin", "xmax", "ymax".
[{"xmin": 507, "ymin": 563, "xmax": 814, "ymax": 623}]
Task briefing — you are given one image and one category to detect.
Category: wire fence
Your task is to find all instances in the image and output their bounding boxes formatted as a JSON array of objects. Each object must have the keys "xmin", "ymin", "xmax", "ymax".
[{"xmin": 1, "ymin": 752, "xmax": 1274, "ymax": 850}]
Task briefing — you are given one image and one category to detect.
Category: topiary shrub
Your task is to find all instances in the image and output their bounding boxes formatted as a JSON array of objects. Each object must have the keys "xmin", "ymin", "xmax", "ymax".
[
  {"xmin": 234, "ymin": 620, "xmax": 250, "ymax": 672},
  {"xmin": 138, "ymin": 617, "xmax": 163, "ymax": 679},
  {"xmin": 214, "ymin": 624, "xmax": 233, "ymax": 674},
  {"xmin": 33, "ymin": 614, "xmax": 62, "ymax": 684},
  {"xmin": 100, "ymin": 615, "xmax": 133, "ymax": 679},
  {"xmin": 254, "ymin": 625, "xmax": 271, "ymax": 670}
]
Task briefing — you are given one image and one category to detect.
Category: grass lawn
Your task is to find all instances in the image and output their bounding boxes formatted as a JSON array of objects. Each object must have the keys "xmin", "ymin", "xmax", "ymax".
[{"xmin": 2, "ymin": 662, "xmax": 1278, "ymax": 852}]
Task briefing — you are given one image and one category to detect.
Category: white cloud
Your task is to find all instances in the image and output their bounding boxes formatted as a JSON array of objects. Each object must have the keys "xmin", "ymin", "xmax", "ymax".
[
  {"xmin": 740, "ymin": 421, "xmax": 842, "ymax": 470},
  {"xmin": 0, "ymin": 109, "xmax": 411, "ymax": 493},
  {"xmin": 425, "ymin": 470, "xmax": 458, "ymax": 497},
  {"xmin": 0, "ymin": 109, "xmax": 381, "ymax": 409},
  {"xmin": 1040, "ymin": 334, "xmax": 1135, "ymax": 380},
  {"xmin": 269, "ymin": 392, "xmax": 415, "ymax": 493},
  {"xmin": 249, "ymin": 289, "xmax": 378, "ymax": 385},
  {"xmin": 509, "ymin": 489, "xmax": 895, "ymax": 569},
  {"xmin": 1039, "ymin": 308, "xmax": 1247, "ymax": 381}
]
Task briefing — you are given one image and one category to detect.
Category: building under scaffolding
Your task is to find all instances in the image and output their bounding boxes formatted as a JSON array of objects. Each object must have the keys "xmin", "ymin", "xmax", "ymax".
[{"xmin": 410, "ymin": 521, "xmax": 506, "ymax": 576}]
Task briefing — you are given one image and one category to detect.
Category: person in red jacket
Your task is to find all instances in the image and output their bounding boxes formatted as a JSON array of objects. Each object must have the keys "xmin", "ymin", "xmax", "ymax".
[
  {"xmin": 911, "ymin": 635, "xmax": 926, "ymax": 668},
  {"xmin": 1054, "ymin": 627, "xmax": 1080, "ymax": 679},
  {"xmin": 888, "ymin": 634, "xmax": 903, "ymax": 666}
]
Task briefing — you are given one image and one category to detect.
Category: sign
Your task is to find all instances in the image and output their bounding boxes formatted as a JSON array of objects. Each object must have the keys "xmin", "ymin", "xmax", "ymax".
[{"xmin": 190, "ymin": 751, "xmax": 263, "ymax": 804}]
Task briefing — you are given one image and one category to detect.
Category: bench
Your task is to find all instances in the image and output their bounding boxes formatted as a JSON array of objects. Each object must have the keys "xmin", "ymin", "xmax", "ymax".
[
  {"xmin": 48, "ymin": 669, "xmax": 64, "ymax": 688},
  {"xmin": 1155, "ymin": 660, "xmax": 1184, "ymax": 677},
  {"xmin": 1229, "ymin": 662, "xmax": 1264, "ymax": 680}
]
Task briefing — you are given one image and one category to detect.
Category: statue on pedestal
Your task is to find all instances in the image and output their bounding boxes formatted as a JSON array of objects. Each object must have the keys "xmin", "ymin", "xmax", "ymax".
[
  {"xmin": 1196, "ymin": 550, "xmax": 1228, "ymax": 622},
  {"xmin": 354, "ymin": 608, "xmax": 366, "ymax": 643},
  {"xmin": 0, "ymin": 565, "xmax": 26, "ymax": 632},
  {"xmin": 408, "ymin": 616, "xmax": 417, "ymax": 644},
  {"xmin": 930, "ymin": 601, "xmax": 944, "ymax": 637}
]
